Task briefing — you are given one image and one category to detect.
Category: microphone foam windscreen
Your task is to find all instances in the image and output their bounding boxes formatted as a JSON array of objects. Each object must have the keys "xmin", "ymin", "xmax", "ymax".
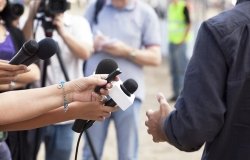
[
  {"xmin": 123, "ymin": 79, "xmax": 138, "ymax": 94},
  {"xmin": 24, "ymin": 40, "xmax": 39, "ymax": 56},
  {"xmin": 95, "ymin": 59, "xmax": 118, "ymax": 74},
  {"xmin": 37, "ymin": 38, "xmax": 58, "ymax": 59}
]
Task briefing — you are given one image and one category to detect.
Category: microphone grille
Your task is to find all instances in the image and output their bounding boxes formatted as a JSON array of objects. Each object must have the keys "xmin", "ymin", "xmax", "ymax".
[
  {"xmin": 24, "ymin": 40, "xmax": 39, "ymax": 56},
  {"xmin": 95, "ymin": 59, "xmax": 118, "ymax": 74},
  {"xmin": 37, "ymin": 38, "xmax": 58, "ymax": 60},
  {"xmin": 123, "ymin": 79, "xmax": 138, "ymax": 94}
]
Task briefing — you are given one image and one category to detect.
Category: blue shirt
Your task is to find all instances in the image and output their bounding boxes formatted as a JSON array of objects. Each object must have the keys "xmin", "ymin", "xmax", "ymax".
[{"xmin": 84, "ymin": 0, "xmax": 161, "ymax": 100}]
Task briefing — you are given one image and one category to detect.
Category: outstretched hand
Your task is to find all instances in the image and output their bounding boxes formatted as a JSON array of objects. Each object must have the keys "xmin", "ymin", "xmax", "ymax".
[
  {"xmin": 145, "ymin": 92, "xmax": 173, "ymax": 143},
  {"xmin": 67, "ymin": 74, "xmax": 112, "ymax": 102}
]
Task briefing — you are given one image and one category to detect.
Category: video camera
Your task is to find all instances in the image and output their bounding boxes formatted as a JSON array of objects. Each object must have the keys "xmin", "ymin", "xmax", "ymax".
[
  {"xmin": 1, "ymin": 0, "xmax": 24, "ymax": 24},
  {"xmin": 36, "ymin": 0, "xmax": 71, "ymax": 37},
  {"xmin": 9, "ymin": 2, "xmax": 24, "ymax": 20}
]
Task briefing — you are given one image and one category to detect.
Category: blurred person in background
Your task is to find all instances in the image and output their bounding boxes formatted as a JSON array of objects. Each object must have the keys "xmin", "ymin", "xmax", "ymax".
[
  {"xmin": 146, "ymin": 0, "xmax": 250, "ymax": 159},
  {"xmin": 0, "ymin": 0, "xmax": 40, "ymax": 159},
  {"xmin": 22, "ymin": 0, "xmax": 94, "ymax": 159},
  {"xmin": 167, "ymin": 0, "xmax": 191, "ymax": 102},
  {"xmin": 82, "ymin": 0, "xmax": 161, "ymax": 159}
]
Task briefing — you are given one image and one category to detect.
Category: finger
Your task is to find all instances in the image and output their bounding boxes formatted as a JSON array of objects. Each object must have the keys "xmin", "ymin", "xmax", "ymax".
[
  {"xmin": 146, "ymin": 109, "xmax": 154, "ymax": 118},
  {"xmin": 156, "ymin": 92, "xmax": 168, "ymax": 105},
  {"xmin": 88, "ymin": 76, "xmax": 108, "ymax": 86},
  {"xmin": 103, "ymin": 106, "xmax": 119, "ymax": 113},
  {"xmin": 99, "ymin": 88, "xmax": 109, "ymax": 95},
  {"xmin": 97, "ymin": 116, "xmax": 106, "ymax": 121},
  {"xmin": 0, "ymin": 77, "xmax": 13, "ymax": 84},
  {"xmin": 153, "ymin": 137, "xmax": 160, "ymax": 143},
  {"xmin": 147, "ymin": 129, "xmax": 151, "ymax": 134},
  {"xmin": 102, "ymin": 111, "xmax": 111, "ymax": 118},
  {"xmin": 156, "ymin": 92, "xmax": 170, "ymax": 115}
]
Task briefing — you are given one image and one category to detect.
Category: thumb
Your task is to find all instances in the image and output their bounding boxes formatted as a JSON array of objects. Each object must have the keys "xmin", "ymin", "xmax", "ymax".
[
  {"xmin": 146, "ymin": 109, "xmax": 154, "ymax": 118},
  {"xmin": 156, "ymin": 92, "xmax": 170, "ymax": 116}
]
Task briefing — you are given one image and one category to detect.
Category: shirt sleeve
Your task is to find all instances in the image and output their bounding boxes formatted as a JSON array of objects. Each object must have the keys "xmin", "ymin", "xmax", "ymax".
[
  {"xmin": 164, "ymin": 22, "xmax": 227, "ymax": 151},
  {"xmin": 142, "ymin": 6, "xmax": 161, "ymax": 47}
]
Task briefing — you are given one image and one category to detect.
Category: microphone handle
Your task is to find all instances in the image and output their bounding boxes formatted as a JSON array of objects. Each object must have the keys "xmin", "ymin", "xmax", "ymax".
[
  {"xmin": 72, "ymin": 119, "xmax": 89, "ymax": 133},
  {"xmin": 72, "ymin": 70, "xmax": 121, "ymax": 133},
  {"xmin": 74, "ymin": 99, "xmax": 117, "ymax": 133}
]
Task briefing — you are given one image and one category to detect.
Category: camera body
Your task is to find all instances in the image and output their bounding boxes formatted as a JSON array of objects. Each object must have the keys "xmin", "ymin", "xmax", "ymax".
[
  {"xmin": 36, "ymin": 0, "xmax": 70, "ymax": 37},
  {"xmin": 0, "ymin": 0, "xmax": 24, "ymax": 25},
  {"xmin": 10, "ymin": 2, "xmax": 24, "ymax": 20}
]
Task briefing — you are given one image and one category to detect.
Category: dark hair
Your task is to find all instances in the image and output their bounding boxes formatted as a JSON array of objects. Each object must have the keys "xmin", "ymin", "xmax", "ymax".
[{"xmin": 0, "ymin": 0, "xmax": 24, "ymax": 27}]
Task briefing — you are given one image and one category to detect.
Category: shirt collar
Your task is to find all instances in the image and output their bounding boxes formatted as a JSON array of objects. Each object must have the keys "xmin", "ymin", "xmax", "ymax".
[{"xmin": 106, "ymin": 0, "xmax": 136, "ymax": 10}]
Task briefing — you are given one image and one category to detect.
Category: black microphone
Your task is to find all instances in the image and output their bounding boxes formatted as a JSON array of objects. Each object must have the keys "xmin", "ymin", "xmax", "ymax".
[
  {"xmin": 81, "ymin": 78, "xmax": 138, "ymax": 132},
  {"xmin": 9, "ymin": 38, "xmax": 58, "ymax": 66},
  {"xmin": 72, "ymin": 58, "xmax": 120, "ymax": 133},
  {"xmin": 9, "ymin": 39, "xmax": 39, "ymax": 65}
]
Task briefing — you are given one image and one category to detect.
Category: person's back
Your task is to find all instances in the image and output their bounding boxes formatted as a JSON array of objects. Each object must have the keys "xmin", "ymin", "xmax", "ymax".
[
  {"xmin": 200, "ymin": 1, "xmax": 250, "ymax": 159},
  {"xmin": 145, "ymin": 0, "xmax": 250, "ymax": 160}
]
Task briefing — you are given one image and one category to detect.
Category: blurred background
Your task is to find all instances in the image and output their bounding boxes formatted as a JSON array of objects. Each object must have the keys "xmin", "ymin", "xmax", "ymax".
[{"xmin": 16, "ymin": 0, "xmax": 236, "ymax": 159}]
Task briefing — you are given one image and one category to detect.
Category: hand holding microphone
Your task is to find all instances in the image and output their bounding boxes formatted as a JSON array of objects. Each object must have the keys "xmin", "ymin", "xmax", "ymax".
[
  {"xmin": 72, "ymin": 58, "xmax": 138, "ymax": 133},
  {"xmin": 72, "ymin": 59, "xmax": 121, "ymax": 133}
]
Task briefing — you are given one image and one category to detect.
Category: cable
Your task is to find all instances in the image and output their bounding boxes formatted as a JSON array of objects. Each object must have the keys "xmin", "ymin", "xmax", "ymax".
[
  {"xmin": 74, "ymin": 130, "xmax": 99, "ymax": 160},
  {"xmin": 74, "ymin": 129, "xmax": 84, "ymax": 160}
]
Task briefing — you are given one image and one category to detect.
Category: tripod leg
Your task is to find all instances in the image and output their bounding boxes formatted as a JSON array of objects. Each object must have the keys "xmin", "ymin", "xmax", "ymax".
[{"xmin": 85, "ymin": 130, "xmax": 99, "ymax": 160}]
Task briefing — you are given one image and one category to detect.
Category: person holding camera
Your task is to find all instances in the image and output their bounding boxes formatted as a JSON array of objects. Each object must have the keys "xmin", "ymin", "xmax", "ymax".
[
  {"xmin": 21, "ymin": 0, "xmax": 94, "ymax": 160},
  {"xmin": 0, "ymin": 0, "xmax": 41, "ymax": 159}
]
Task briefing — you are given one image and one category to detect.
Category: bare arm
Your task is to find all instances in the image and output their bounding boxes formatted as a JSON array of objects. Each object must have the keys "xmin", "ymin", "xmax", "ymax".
[
  {"xmin": 0, "ymin": 75, "xmax": 109, "ymax": 125},
  {"xmin": 95, "ymin": 36, "xmax": 161, "ymax": 66},
  {"xmin": 0, "ymin": 101, "xmax": 117, "ymax": 131},
  {"xmin": 53, "ymin": 14, "xmax": 93, "ymax": 59}
]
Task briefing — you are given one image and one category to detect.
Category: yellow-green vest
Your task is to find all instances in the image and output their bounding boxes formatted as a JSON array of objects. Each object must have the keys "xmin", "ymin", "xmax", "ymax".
[{"xmin": 167, "ymin": 1, "xmax": 189, "ymax": 44}]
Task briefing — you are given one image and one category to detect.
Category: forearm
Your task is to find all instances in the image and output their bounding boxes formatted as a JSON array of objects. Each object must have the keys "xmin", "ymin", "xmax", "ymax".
[
  {"xmin": 127, "ymin": 46, "xmax": 162, "ymax": 66},
  {"xmin": 22, "ymin": 17, "xmax": 34, "ymax": 40},
  {"xmin": 61, "ymin": 32, "xmax": 92, "ymax": 59},
  {"xmin": 0, "ymin": 84, "xmax": 65, "ymax": 125},
  {"xmin": 0, "ymin": 101, "xmax": 109, "ymax": 131},
  {"xmin": 0, "ymin": 106, "xmax": 75, "ymax": 131}
]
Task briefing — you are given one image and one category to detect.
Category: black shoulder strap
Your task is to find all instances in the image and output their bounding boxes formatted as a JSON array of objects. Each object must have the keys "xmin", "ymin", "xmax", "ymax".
[{"xmin": 93, "ymin": 0, "xmax": 106, "ymax": 24}]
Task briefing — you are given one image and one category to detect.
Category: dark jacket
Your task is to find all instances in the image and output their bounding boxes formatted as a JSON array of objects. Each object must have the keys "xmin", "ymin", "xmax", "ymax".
[{"xmin": 164, "ymin": 0, "xmax": 250, "ymax": 159}]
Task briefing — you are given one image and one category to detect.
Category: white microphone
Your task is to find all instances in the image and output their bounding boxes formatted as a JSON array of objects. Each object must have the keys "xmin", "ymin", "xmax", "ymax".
[{"xmin": 105, "ymin": 78, "xmax": 138, "ymax": 110}]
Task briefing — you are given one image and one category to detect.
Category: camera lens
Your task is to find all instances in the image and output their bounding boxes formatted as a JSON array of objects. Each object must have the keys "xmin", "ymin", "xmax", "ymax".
[{"xmin": 11, "ymin": 3, "xmax": 24, "ymax": 17}]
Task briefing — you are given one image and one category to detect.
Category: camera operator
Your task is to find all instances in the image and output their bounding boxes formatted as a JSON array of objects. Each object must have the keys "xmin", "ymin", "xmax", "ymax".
[{"xmin": 22, "ymin": 0, "xmax": 94, "ymax": 160}]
